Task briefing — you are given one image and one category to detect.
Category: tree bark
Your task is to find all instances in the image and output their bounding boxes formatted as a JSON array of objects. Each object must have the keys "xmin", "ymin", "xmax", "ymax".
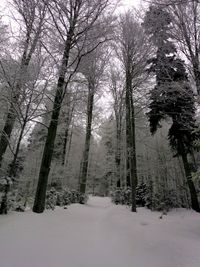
[
  {"xmin": 79, "ymin": 82, "xmax": 94, "ymax": 195},
  {"xmin": 130, "ymin": 90, "xmax": 138, "ymax": 188},
  {"xmin": 115, "ymin": 120, "xmax": 122, "ymax": 187},
  {"xmin": 65, "ymin": 126, "xmax": 73, "ymax": 169},
  {"xmin": 126, "ymin": 159, "xmax": 131, "ymax": 187},
  {"xmin": 61, "ymin": 95, "xmax": 75, "ymax": 166},
  {"xmin": 125, "ymin": 68, "xmax": 137, "ymax": 212},
  {"xmin": 0, "ymin": 178, "xmax": 10, "ymax": 214},
  {"xmin": 181, "ymin": 146, "xmax": 200, "ymax": 212},
  {"xmin": 33, "ymin": 29, "xmax": 73, "ymax": 213},
  {"xmin": 62, "ymin": 114, "xmax": 71, "ymax": 166},
  {"xmin": 0, "ymin": 103, "xmax": 17, "ymax": 167}
]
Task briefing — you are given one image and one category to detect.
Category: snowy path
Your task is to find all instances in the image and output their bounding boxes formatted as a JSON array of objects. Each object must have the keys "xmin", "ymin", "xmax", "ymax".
[{"xmin": 0, "ymin": 197, "xmax": 200, "ymax": 267}]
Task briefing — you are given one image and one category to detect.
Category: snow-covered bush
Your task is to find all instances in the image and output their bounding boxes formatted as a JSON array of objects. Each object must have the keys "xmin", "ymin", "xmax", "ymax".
[
  {"xmin": 110, "ymin": 187, "xmax": 131, "ymax": 206},
  {"xmin": 151, "ymin": 189, "xmax": 182, "ymax": 212},
  {"xmin": 136, "ymin": 183, "xmax": 147, "ymax": 207},
  {"xmin": 0, "ymin": 176, "xmax": 13, "ymax": 214},
  {"xmin": 46, "ymin": 187, "xmax": 57, "ymax": 210},
  {"xmin": 111, "ymin": 186, "xmax": 147, "ymax": 206},
  {"xmin": 0, "ymin": 177, "xmax": 26, "ymax": 214},
  {"xmin": 79, "ymin": 192, "xmax": 88, "ymax": 204},
  {"xmin": 46, "ymin": 187, "xmax": 88, "ymax": 210},
  {"xmin": 56, "ymin": 188, "xmax": 72, "ymax": 206},
  {"xmin": 111, "ymin": 183, "xmax": 183, "ymax": 212}
]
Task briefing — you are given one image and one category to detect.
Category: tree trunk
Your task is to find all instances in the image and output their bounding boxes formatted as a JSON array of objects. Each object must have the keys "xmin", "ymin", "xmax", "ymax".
[
  {"xmin": 61, "ymin": 93, "xmax": 74, "ymax": 166},
  {"xmin": 115, "ymin": 121, "xmax": 122, "ymax": 187},
  {"xmin": 62, "ymin": 115, "xmax": 71, "ymax": 166},
  {"xmin": 181, "ymin": 148, "xmax": 200, "ymax": 212},
  {"xmin": 125, "ymin": 68, "xmax": 137, "ymax": 212},
  {"xmin": 33, "ymin": 30, "xmax": 73, "ymax": 213},
  {"xmin": 79, "ymin": 83, "xmax": 94, "ymax": 195},
  {"xmin": 130, "ymin": 91, "xmax": 138, "ymax": 188},
  {"xmin": 65, "ymin": 126, "xmax": 73, "ymax": 169},
  {"xmin": 0, "ymin": 102, "xmax": 18, "ymax": 167},
  {"xmin": 0, "ymin": 178, "xmax": 10, "ymax": 214},
  {"xmin": 126, "ymin": 159, "xmax": 131, "ymax": 187},
  {"xmin": 193, "ymin": 63, "xmax": 200, "ymax": 96}
]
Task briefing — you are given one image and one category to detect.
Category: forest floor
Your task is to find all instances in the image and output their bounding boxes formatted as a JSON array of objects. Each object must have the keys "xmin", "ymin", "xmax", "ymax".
[{"xmin": 0, "ymin": 196, "xmax": 200, "ymax": 267}]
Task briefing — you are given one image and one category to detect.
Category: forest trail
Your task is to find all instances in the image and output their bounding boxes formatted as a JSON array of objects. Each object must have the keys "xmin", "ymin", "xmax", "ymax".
[{"xmin": 0, "ymin": 196, "xmax": 200, "ymax": 267}]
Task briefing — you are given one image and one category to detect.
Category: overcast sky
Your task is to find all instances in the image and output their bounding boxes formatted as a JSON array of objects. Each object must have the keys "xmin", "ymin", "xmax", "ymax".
[
  {"xmin": 123, "ymin": 0, "xmax": 141, "ymax": 7},
  {"xmin": 0, "ymin": 0, "xmax": 142, "ymax": 10}
]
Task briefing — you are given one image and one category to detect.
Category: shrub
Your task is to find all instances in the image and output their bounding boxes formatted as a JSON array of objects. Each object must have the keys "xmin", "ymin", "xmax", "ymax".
[{"xmin": 46, "ymin": 187, "xmax": 88, "ymax": 210}]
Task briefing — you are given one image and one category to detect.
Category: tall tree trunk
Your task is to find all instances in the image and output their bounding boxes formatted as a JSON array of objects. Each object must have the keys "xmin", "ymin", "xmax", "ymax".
[
  {"xmin": 62, "ymin": 115, "xmax": 71, "ymax": 166},
  {"xmin": 62, "ymin": 98, "xmax": 74, "ymax": 166},
  {"xmin": 115, "ymin": 120, "xmax": 121, "ymax": 187},
  {"xmin": 126, "ymin": 158, "xmax": 131, "ymax": 187},
  {"xmin": 65, "ymin": 126, "xmax": 73, "ymax": 169},
  {"xmin": 130, "ymin": 91, "xmax": 138, "ymax": 187},
  {"xmin": 33, "ymin": 30, "xmax": 73, "ymax": 213},
  {"xmin": 33, "ymin": 79, "xmax": 64, "ymax": 213},
  {"xmin": 181, "ymin": 146, "xmax": 200, "ymax": 212},
  {"xmin": 125, "ymin": 69, "xmax": 137, "ymax": 212},
  {"xmin": 79, "ymin": 83, "xmax": 94, "ymax": 195}
]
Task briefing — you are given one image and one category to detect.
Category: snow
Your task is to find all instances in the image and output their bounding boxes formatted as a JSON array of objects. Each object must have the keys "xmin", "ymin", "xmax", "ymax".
[{"xmin": 0, "ymin": 196, "xmax": 200, "ymax": 267}]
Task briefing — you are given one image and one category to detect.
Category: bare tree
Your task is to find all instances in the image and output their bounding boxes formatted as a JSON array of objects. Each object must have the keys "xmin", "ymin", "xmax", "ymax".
[
  {"xmin": 115, "ymin": 10, "xmax": 151, "ymax": 211},
  {"xmin": 8, "ymin": 57, "xmax": 50, "ymax": 178},
  {"xmin": 33, "ymin": 0, "xmax": 114, "ymax": 213},
  {"xmin": 78, "ymin": 45, "xmax": 108, "ymax": 196},
  {"xmin": 109, "ymin": 65, "xmax": 125, "ymax": 187},
  {"xmin": 0, "ymin": 0, "xmax": 48, "ymax": 167}
]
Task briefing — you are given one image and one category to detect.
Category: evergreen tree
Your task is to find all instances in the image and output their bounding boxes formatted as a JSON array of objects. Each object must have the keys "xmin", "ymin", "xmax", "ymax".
[{"xmin": 143, "ymin": 6, "xmax": 200, "ymax": 212}]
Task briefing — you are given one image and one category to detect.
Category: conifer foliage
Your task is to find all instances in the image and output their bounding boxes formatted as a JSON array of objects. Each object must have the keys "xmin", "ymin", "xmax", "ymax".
[{"xmin": 143, "ymin": 6, "xmax": 200, "ymax": 212}]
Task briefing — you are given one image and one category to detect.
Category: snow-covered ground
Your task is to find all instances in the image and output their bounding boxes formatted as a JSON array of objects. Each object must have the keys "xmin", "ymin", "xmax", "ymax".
[{"xmin": 0, "ymin": 196, "xmax": 200, "ymax": 267}]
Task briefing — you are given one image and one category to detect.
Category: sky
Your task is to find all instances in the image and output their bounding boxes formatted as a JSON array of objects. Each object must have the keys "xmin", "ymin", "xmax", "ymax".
[
  {"xmin": 123, "ymin": 0, "xmax": 141, "ymax": 7},
  {"xmin": 0, "ymin": 0, "xmax": 142, "ymax": 11}
]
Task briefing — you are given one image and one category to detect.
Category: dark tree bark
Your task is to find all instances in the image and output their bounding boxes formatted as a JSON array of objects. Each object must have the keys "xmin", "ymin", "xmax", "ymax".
[
  {"xmin": 130, "ymin": 89, "xmax": 138, "ymax": 188},
  {"xmin": 0, "ymin": 178, "xmax": 10, "ymax": 214},
  {"xmin": 62, "ymin": 96, "xmax": 74, "ymax": 166},
  {"xmin": 180, "ymin": 143, "xmax": 200, "ymax": 212},
  {"xmin": 115, "ymin": 115, "xmax": 122, "ymax": 187},
  {"xmin": 65, "ymin": 126, "xmax": 73, "ymax": 169},
  {"xmin": 125, "ymin": 67, "xmax": 137, "ymax": 212},
  {"xmin": 33, "ymin": 28, "xmax": 74, "ymax": 213},
  {"xmin": 0, "ymin": 95, "xmax": 20, "ymax": 167},
  {"xmin": 126, "ymin": 158, "xmax": 131, "ymax": 187},
  {"xmin": 62, "ymin": 121, "xmax": 70, "ymax": 166},
  {"xmin": 79, "ymin": 82, "xmax": 94, "ymax": 195}
]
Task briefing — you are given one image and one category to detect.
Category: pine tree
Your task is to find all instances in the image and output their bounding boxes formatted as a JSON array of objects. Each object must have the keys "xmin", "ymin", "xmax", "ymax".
[{"xmin": 143, "ymin": 6, "xmax": 200, "ymax": 212}]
